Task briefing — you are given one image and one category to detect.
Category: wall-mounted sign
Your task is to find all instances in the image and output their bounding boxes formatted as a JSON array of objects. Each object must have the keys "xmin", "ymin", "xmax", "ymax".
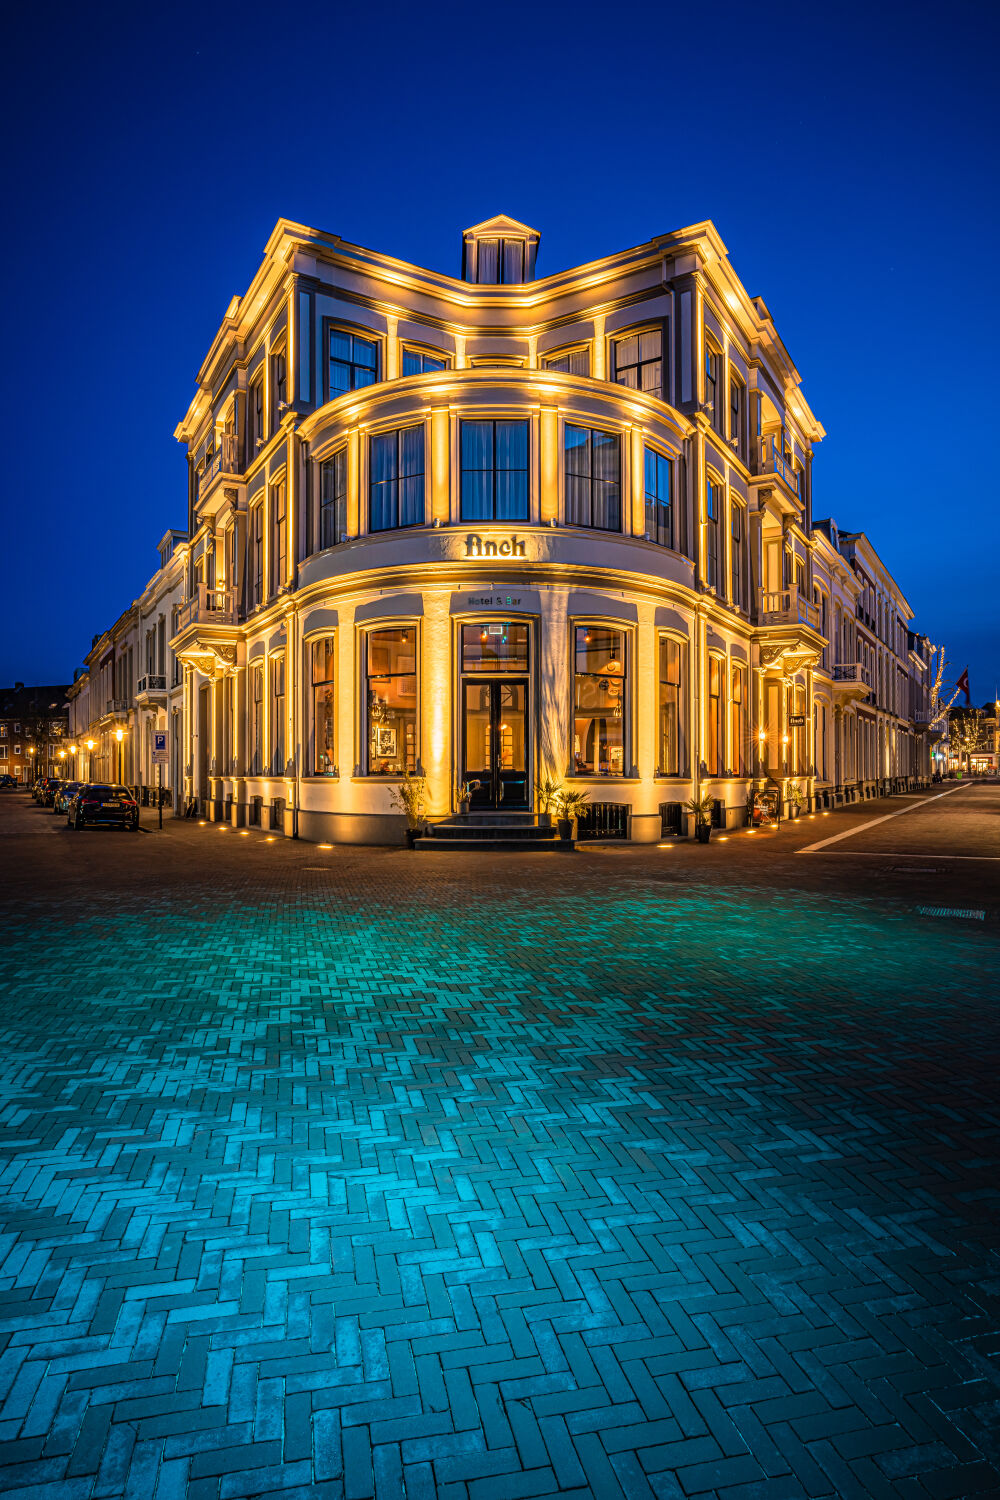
[
  {"xmin": 465, "ymin": 594, "xmax": 522, "ymax": 609},
  {"xmin": 788, "ymin": 714, "xmax": 806, "ymax": 727},
  {"xmin": 464, "ymin": 533, "xmax": 526, "ymax": 559}
]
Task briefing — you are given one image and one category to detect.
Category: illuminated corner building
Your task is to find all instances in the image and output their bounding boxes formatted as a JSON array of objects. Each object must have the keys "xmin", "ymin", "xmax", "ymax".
[{"xmin": 166, "ymin": 213, "xmax": 929, "ymax": 843}]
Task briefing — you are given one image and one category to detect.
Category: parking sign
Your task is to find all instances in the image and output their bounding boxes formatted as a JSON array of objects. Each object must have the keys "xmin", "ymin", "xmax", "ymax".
[{"xmin": 152, "ymin": 731, "xmax": 168, "ymax": 766}]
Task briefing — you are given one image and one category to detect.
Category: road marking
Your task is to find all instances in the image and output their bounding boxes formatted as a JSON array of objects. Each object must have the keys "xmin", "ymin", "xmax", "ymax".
[
  {"xmin": 797, "ymin": 783, "xmax": 975, "ymax": 853},
  {"xmin": 918, "ymin": 906, "xmax": 985, "ymax": 920},
  {"xmin": 792, "ymin": 851, "xmax": 1000, "ymax": 861}
]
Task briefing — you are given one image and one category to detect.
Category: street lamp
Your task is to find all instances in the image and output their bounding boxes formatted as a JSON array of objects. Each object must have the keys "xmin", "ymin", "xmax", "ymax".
[
  {"xmin": 27, "ymin": 745, "xmax": 35, "ymax": 786},
  {"xmin": 86, "ymin": 739, "xmax": 95, "ymax": 782},
  {"xmin": 115, "ymin": 726, "xmax": 124, "ymax": 785}
]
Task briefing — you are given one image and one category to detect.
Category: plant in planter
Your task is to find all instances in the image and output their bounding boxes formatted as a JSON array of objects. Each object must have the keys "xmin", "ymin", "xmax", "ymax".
[
  {"xmin": 537, "ymin": 775, "xmax": 563, "ymax": 828},
  {"xmin": 685, "ymin": 791, "xmax": 715, "ymax": 843},
  {"xmin": 787, "ymin": 780, "xmax": 804, "ymax": 817},
  {"xmin": 389, "ymin": 771, "xmax": 427, "ymax": 847},
  {"xmin": 456, "ymin": 780, "xmax": 475, "ymax": 815},
  {"xmin": 555, "ymin": 788, "xmax": 588, "ymax": 841}
]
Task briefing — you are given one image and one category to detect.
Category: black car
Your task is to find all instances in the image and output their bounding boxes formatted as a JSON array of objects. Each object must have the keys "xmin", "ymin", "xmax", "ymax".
[
  {"xmin": 67, "ymin": 784, "xmax": 139, "ymax": 831},
  {"xmin": 0, "ymin": 773, "xmax": 17, "ymax": 790},
  {"xmin": 53, "ymin": 781, "xmax": 84, "ymax": 814},
  {"xmin": 37, "ymin": 777, "xmax": 66, "ymax": 807}
]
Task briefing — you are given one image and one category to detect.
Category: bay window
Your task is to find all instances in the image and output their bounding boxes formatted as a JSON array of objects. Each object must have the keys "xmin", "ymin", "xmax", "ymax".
[
  {"xmin": 460, "ymin": 420, "xmax": 528, "ymax": 521},
  {"xmin": 658, "ymin": 636, "xmax": 687, "ymax": 776},
  {"xmin": 644, "ymin": 448, "xmax": 673, "ymax": 547},
  {"xmin": 311, "ymin": 638, "xmax": 336, "ymax": 775},
  {"xmin": 370, "ymin": 427, "xmax": 424, "ymax": 531},
  {"xmin": 573, "ymin": 626, "xmax": 626, "ymax": 777},
  {"xmin": 544, "ymin": 346, "xmax": 590, "ymax": 376},
  {"xmin": 319, "ymin": 449, "xmax": 347, "ymax": 550},
  {"xmin": 401, "ymin": 347, "xmax": 447, "ymax": 376},
  {"xmin": 365, "ymin": 627, "xmax": 417, "ymax": 774},
  {"xmin": 564, "ymin": 426, "xmax": 620, "ymax": 530}
]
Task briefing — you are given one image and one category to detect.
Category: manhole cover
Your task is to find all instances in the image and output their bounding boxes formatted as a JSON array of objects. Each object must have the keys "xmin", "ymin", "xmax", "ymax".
[{"xmin": 917, "ymin": 906, "xmax": 985, "ymax": 920}]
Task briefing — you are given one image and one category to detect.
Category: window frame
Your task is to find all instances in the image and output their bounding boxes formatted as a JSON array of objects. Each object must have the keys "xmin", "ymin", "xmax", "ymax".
[
  {"xmin": 362, "ymin": 624, "xmax": 420, "ymax": 777},
  {"xmin": 729, "ymin": 373, "xmax": 746, "ymax": 459},
  {"xmin": 368, "ymin": 425, "xmax": 426, "ymax": 532},
  {"xmin": 270, "ymin": 478, "xmax": 287, "ymax": 597},
  {"xmin": 730, "ymin": 499, "xmax": 746, "ymax": 609},
  {"xmin": 319, "ymin": 447, "xmax": 348, "ymax": 551},
  {"xmin": 310, "ymin": 635, "xmax": 337, "ymax": 777},
  {"xmin": 570, "ymin": 621, "xmax": 629, "ymax": 779},
  {"xmin": 643, "ymin": 445, "xmax": 673, "ymax": 548},
  {"xmin": 269, "ymin": 653, "xmax": 285, "ymax": 775},
  {"xmin": 249, "ymin": 501, "xmax": 264, "ymax": 610},
  {"xmin": 730, "ymin": 662, "xmax": 747, "ymax": 776},
  {"xmin": 248, "ymin": 374, "xmax": 265, "ymax": 459},
  {"xmin": 250, "ymin": 661, "xmax": 264, "ymax": 775},
  {"xmin": 542, "ymin": 344, "xmax": 591, "ymax": 377},
  {"xmin": 459, "ymin": 418, "xmax": 530, "ymax": 523},
  {"xmin": 656, "ymin": 633, "xmax": 688, "ymax": 778},
  {"xmin": 704, "ymin": 339, "xmax": 721, "ymax": 425},
  {"xmin": 609, "ymin": 324, "xmax": 664, "ymax": 399},
  {"xmin": 400, "ymin": 344, "xmax": 449, "ymax": 377},
  {"xmin": 270, "ymin": 344, "xmax": 288, "ymax": 432},
  {"xmin": 325, "ymin": 322, "xmax": 381, "ymax": 403},
  {"xmin": 705, "ymin": 474, "xmax": 722, "ymax": 592},
  {"xmin": 563, "ymin": 423, "xmax": 622, "ymax": 532},
  {"xmin": 706, "ymin": 654, "xmax": 726, "ymax": 777}
]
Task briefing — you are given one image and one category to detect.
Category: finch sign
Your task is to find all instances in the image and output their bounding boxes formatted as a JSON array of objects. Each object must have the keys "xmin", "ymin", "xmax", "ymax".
[{"xmin": 464, "ymin": 534, "xmax": 527, "ymax": 559}]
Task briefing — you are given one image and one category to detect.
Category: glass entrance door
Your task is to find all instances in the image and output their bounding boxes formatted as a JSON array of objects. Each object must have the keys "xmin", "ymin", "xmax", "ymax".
[{"xmin": 462, "ymin": 679, "xmax": 528, "ymax": 810}]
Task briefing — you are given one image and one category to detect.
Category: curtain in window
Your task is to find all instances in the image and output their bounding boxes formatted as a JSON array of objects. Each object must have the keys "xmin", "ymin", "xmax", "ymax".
[
  {"xmin": 461, "ymin": 421, "xmax": 493, "ymax": 521},
  {"xmin": 644, "ymin": 448, "xmax": 672, "ymax": 547},
  {"xmin": 399, "ymin": 426, "xmax": 424, "ymax": 526},
  {"xmin": 564, "ymin": 426, "xmax": 590, "ymax": 526},
  {"xmin": 477, "ymin": 239, "xmax": 499, "ymax": 284},
  {"xmin": 369, "ymin": 433, "xmax": 397, "ymax": 532},
  {"xmin": 495, "ymin": 422, "xmax": 527, "ymax": 520},
  {"xmin": 502, "ymin": 239, "xmax": 524, "ymax": 283},
  {"xmin": 592, "ymin": 429, "xmax": 620, "ymax": 530},
  {"xmin": 320, "ymin": 449, "xmax": 347, "ymax": 550}
]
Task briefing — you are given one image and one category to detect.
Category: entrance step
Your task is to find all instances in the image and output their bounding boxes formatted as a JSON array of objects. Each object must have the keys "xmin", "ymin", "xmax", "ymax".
[
  {"xmin": 415, "ymin": 834, "xmax": 574, "ymax": 852},
  {"xmin": 430, "ymin": 820, "xmax": 554, "ymax": 841}
]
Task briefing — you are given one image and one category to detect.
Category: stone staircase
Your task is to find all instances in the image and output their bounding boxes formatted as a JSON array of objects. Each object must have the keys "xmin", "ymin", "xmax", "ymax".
[{"xmin": 414, "ymin": 811, "xmax": 573, "ymax": 852}]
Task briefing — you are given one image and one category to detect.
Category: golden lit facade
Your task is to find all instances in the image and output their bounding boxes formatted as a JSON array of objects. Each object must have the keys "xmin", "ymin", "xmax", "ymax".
[{"xmin": 156, "ymin": 213, "xmax": 929, "ymax": 840}]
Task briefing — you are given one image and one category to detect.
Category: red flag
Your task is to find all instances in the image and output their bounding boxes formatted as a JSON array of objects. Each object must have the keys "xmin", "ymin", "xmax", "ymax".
[{"xmin": 956, "ymin": 667, "xmax": 971, "ymax": 704}]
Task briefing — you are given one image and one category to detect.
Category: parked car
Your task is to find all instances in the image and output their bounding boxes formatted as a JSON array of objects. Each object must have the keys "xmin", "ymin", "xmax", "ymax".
[
  {"xmin": 0, "ymin": 773, "xmax": 17, "ymax": 790},
  {"xmin": 30, "ymin": 777, "xmax": 45, "ymax": 801},
  {"xmin": 53, "ymin": 781, "xmax": 84, "ymax": 814},
  {"xmin": 37, "ymin": 777, "xmax": 66, "ymax": 807},
  {"xmin": 67, "ymin": 784, "xmax": 139, "ymax": 831}
]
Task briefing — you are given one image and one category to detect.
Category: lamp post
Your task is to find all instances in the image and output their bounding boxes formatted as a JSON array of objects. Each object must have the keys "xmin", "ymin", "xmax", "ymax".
[
  {"xmin": 86, "ymin": 739, "xmax": 95, "ymax": 782},
  {"xmin": 115, "ymin": 726, "xmax": 124, "ymax": 786},
  {"xmin": 69, "ymin": 744, "xmax": 77, "ymax": 779},
  {"xmin": 26, "ymin": 745, "xmax": 35, "ymax": 786}
]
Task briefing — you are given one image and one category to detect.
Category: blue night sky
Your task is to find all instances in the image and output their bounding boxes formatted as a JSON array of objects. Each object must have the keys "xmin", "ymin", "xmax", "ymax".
[{"xmin": 2, "ymin": 1, "xmax": 997, "ymax": 698}]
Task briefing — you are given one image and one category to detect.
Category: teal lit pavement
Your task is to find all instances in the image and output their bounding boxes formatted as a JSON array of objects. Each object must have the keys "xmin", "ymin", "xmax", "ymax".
[{"xmin": 0, "ymin": 799, "xmax": 999, "ymax": 1497}]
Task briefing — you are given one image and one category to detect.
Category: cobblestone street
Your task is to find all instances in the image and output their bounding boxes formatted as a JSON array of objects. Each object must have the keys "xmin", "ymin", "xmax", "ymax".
[{"xmin": 0, "ymin": 788, "xmax": 998, "ymax": 1499}]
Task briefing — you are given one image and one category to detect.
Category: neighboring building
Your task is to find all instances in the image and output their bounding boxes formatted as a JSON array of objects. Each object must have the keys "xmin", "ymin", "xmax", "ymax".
[
  {"xmin": 66, "ymin": 213, "xmax": 941, "ymax": 840},
  {"xmin": 0, "ymin": 684, "xmax": 69, "ymax": 782},
  {"xmin": 66, "ymin": 530, "xmax": 189, "ymax": 803}
]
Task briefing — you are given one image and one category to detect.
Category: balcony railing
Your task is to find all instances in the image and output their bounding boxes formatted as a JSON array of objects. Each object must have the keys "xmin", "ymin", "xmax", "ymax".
[
  {"xmin": 759, "ymin": 587, "xmax": 820, "ymax": 630},
  {"xmin": 105, "ymin": 697, "xmax": 130, "ymax": 716},
  {"xmin": 177, "ymin": 584, "xmax": 237, "ymax": 631},
  {"xmin": 198, "ymin": 433, "xmax": 241, "ymax": 494},
  {"xmin": 832, "ymin": 662, "xmax": 866, "ymax": 685},
  {"xmin": 137, "ymin": 674, "xmax": 167, "ymax": 695},
  {"xmin": 753, "ymin": 436, "xmax": 801, "ymax": 497}
]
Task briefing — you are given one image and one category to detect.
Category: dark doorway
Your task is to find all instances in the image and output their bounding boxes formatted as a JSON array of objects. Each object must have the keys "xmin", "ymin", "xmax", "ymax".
[{"xmin": 461, "ymin": 678, "xmax": 528, "ymax": 810}]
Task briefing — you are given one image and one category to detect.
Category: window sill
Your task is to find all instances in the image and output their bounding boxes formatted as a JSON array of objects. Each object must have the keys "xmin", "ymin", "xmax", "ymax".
[
  {"xmin": 564, "ymin": 774, "xmax": 641, "ymax": 783},
  {"xmin": 303, "ymin": 773, "xmax": 340, "ymax": 781}
]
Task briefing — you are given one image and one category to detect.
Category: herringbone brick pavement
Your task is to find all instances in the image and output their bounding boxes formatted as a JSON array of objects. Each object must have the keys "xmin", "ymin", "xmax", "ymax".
[{"xmin": 0, "ymin": 793, "xmax": 998, "ymax": 1497}]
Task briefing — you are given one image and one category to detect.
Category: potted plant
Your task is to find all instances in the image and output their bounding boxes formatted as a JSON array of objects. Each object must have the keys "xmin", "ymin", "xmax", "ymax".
[
  {"xmin": 686, "ymin": 791, "xmax": 715, "ymax": 843},
  {"xmin": 787, "ymin": 780, "xmax": 803, "ymax": 818},
  {"xmin": 537, "ymin": 775, "xmax": 563, "ymax": 828},
  {"xmin": 555, "ymin": 788, "xmax": 588, "ymax": 841},
  {"xmin": 389, "ymin": 770, "xmax": 427, "ymax": 847},
  {"xmin": 456, "ymin": 780, "xmax": 473, "ymax": 815}
]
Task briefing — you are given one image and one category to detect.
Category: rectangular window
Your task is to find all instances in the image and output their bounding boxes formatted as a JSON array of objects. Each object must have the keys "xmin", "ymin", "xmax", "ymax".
[
  {"xmin": 731, "ymin": 502, "xmax": 745, "ymax": 607},
  {"xmin": 224, "ymin": 675, "xmax": 235, "ymax": 774},
  {"xmin": 366, "ymin": 627, "xmax": 417, "ymax": 774},
  {"xmin": 474, "ymin": 237, "xmax": 525, "ymax": 284},
  {"xmin": 730, "ymin": 664, "xmax": 747, "ymax": 775},
  {"xmin": 573, "ymin": 626, "xmax": 626, "ymax": 777},
  {"xmin": 461, "ymin": 622, "xmax": 530, "ymax": 672},
  {"xmin": 328, "ymin": 329, "xmax": 378, "ymax": 397},
  {"xmin": 705, "ymin": 477, "xmax": 721, "ymax": 591},
  {"xmin": 612, "ymin": 329, "xmax": 661, "ymax": 396},
  {"xmin": 250, "ymin": 663, "xmax": 263, "ymax": 774},
  {"xmin": 369, "ymin": 427, "xmax": 425, "ymax": 531},
  {"xmin": 729, "ymin": 376, "xmax": 745, "ymax": 455},
  {"xmin": 401, "ymin": 347, "xmax": 447, "ymax": 376},
  {"xmin": 644, "ymin": 448, "xmax": 672, "ymax": 547},
  {"xmin": 311, "ymin": 637, "xmax": 336, "ymax": 775},
  {"xmin": 226, "ymin": 524, "xmax": 237, "ymax": 594},
  {"xmin": 707, "ymin": 657, "xmax": 725, "ymax": 776},
  {"xmin": 271, "ymin": 347, "xmax": 287, "ymax": 426},
  {"xmin": 249, "ymin": 376, "xmax": 264, "ymax": 456},
  {"xmin": 249, "ymin": 503, "xmax": 263, "ymax": 608},
  {"xmin": 460, "ymin": 420, "xmax": 529, "ymax": 522},
  {"xmin": 564, "ymin": 426, "xmax": 621, "ymax": 530},
  {"xmin": 658, "ymin": 636, "xmax": 687, "ymax": 776},
  {"xmin": 270, "ymin": 656, "xmax": 285, "ymax": 774},
  {"xmin": 320, "ymin": 449, "xmax": 348, "ymax": 550},
  {"xmin": 705, "ymin": 343, "xmax": 719, "ymax": 418},
  {"xmin": 271, "ymin": 481, "xmax": 287, "ymax": 595},
  {"xmin": 543, "ymin": 347, "xmax": 590, "ymax": 376}
]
